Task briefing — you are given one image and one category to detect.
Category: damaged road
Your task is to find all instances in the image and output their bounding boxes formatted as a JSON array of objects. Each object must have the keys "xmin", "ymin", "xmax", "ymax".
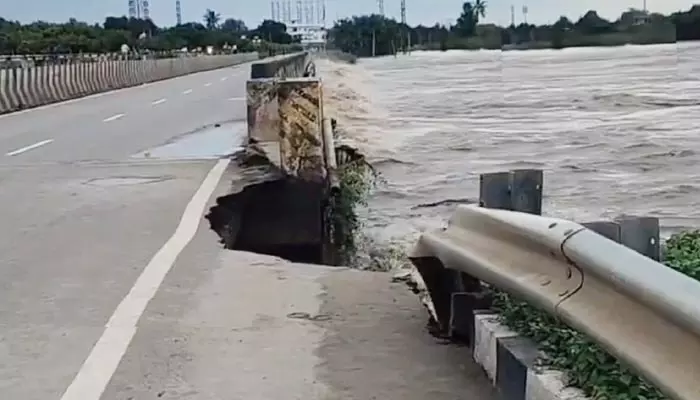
[{"xmin": 0, "ymin": 58, "xmax": 499, "ymax": 400}]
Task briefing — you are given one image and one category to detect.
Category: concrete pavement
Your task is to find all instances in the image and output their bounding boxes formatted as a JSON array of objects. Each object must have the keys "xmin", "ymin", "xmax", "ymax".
[
  {"xmin": 0, "ymin": 63, "xmax": 498, "ymax": 399},
  {"xmin": 0, "ymin": 64, "xmax": 249, "ymax": 163}
]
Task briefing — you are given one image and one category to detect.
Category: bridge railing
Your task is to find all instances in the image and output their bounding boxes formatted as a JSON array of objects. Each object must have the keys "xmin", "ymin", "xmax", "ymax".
[
  {"xmin": 410, "ymin": 169, "xmax": 700, "ymax": 400},
  {"xmin": 0, "ymin": 52, "xmax": 259, "ymax": 115}
]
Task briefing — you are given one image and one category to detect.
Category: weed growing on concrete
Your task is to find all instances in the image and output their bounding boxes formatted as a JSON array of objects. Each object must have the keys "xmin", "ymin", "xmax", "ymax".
[
  {"xmin": 491, "ymin": 231, "xmax": 700, "ymax": 400},
  {"xmin": 492, "ymin": 291, "xmax": 665, "ymax": 400},
  {"xmin": 328, "ymin": 159, "xmax": 377, "ymax": 266}
]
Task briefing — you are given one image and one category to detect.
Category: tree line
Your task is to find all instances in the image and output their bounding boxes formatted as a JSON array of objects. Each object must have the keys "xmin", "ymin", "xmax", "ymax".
[
  {"xmin": 0, "ymin": 9, "xmax": 300, "ymax": 54},
  {"xmin": 2, "ymin": 3, "xmax": 699, "ymax": 56},
  {"xmin": 329, "ymin": 2, "xmax": 700, "ymax": 57}
]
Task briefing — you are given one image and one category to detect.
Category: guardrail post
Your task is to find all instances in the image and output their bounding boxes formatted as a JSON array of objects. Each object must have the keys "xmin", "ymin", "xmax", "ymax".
[
  {"xmin": 447, "ymin": 169, "xmax": 544, "ymax": 344},
  {"xmin": 617, "ymin": 216, "xmax": 661, "ymax": 261},
  {"xmin": 583, "ymin": 217, "xmax": 661, "ymax": 261},
  {"xmin": 479, "ymin": 169, "xmax": 543, "ymax": 215}
]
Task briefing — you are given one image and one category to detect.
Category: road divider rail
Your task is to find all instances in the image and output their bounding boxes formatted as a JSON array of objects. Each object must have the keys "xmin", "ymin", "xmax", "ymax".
[
  {"xmin": 0, "ymin": 52, "xmax": 259, "ymax": 115},
  {"xmin": 410, "ymin": 169, "xmax": 700, "ymax": 400}
]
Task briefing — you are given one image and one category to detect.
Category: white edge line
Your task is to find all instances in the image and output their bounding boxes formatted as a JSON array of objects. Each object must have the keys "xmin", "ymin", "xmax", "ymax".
[
  {"xmin": 6, "ymin": 139, "xmax": 54, "ymax": 156},
  {"xmin": 103, "ymin": 113, "xmax": 125, "ymax": 122},
  {"xmin": 151, "ymin": 98, "xmax": 167, "ymax": 105},
  {"xmin": 59, "ymin": 158, "xmax": 230, "ymax": 400},
  {"xmin": 227, "ymin": 97, "xmax": 245, "ymax": 101}
]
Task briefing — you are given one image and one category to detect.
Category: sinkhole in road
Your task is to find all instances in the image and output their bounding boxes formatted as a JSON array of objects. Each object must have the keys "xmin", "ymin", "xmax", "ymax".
[
  {"xmin": 205, "ymin": 177, "xmax": 331, "ymax": 265},
  {"xmin": 133, "ymin": 120, "xmax": 247, "ymax": 160}
]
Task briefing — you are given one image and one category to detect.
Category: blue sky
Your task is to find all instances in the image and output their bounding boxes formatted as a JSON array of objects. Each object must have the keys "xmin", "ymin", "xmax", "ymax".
[{"xmin": 1, "ymin": 0, "xmax": 696, "ymax": 28}]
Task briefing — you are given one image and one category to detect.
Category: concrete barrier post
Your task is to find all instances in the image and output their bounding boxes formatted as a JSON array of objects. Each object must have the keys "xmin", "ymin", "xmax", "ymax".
[{"xmin": 277, "ymin": 78, "xmax": 326, "ymax": 181}]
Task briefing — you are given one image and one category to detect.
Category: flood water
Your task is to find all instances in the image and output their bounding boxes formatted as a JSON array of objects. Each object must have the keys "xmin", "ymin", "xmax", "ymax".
[{"xmin": 317, "ymin": 42, "xmax": 700, "ymax": 247}]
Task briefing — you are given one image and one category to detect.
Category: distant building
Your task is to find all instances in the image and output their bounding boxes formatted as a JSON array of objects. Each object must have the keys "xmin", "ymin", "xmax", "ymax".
[
  {"xmin": 287, "ymin": 23, "xmax": 327, "ymax": 50},
  {"xmin": 619, "ymin": 8, "xmax": 650, "ymax": 27}
]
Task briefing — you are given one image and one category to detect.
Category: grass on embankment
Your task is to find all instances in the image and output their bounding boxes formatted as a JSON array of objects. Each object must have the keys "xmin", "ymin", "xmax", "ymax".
[{"xmin": 492, "ymin": 231, "xmax": 700, "ymax": 400}]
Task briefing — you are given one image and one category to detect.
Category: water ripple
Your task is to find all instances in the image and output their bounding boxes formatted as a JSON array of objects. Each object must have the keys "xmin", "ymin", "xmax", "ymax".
[{"xmin": 318, "ymin": 42, "xmax": 700, "ymax": 242}]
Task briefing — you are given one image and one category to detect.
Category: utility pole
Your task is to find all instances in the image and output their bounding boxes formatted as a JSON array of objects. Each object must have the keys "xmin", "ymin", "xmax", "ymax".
[
  {"xmin": 176, "ymin": 0, "xmax": 182, "ymax": 25},
  {"xmin": 522, "ymin": 5, "xmax": 528, "ymax": 24},
  {"xmin": 372, "ymin": 30, "xmax": 376, "ymax": 57},
  {"xmin": 400, "ymin": 0, "xmax": 410, "ymax": 54},
  {"xmin": 510, "ymin": 5, "xmax": 515, "ymax": 26},
  {"xmin": 378, "ymin": 0, "xmax": 384, "ymax": 15}
]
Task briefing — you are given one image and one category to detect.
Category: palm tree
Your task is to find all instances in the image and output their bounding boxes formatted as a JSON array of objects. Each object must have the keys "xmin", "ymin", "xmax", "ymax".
[
  {"xmin": 473, "ymin": 0, "xmax": 487, "ymax": 23},
  {"xmin": 203, "ymin": 9, "xmax": 221, "ymax": 30},
  {"xmin": 456, "ymin": 2, "xmax": 476, "ymax": 36}
]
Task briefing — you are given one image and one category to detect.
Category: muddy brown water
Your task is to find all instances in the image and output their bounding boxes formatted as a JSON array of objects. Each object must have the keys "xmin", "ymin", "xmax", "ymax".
[{"xmin": 317, "ymin": 42, "xmax": 700, "ymax": 251}]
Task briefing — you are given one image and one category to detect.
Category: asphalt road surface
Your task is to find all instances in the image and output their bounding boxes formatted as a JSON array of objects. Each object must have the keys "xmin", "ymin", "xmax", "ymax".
[{"xmin": 0, "ymin": 63, "xmax": 498, "ymax": 400}]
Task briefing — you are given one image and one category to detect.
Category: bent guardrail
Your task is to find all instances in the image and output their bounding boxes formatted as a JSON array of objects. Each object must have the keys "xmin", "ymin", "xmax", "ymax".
[
  {"xmin": 0, "ymin": 52, "xmax": 259, "ymax": 115},
  {"xmin": 410, "ymin": 169, "xmax": 700, "ymax": 400}
]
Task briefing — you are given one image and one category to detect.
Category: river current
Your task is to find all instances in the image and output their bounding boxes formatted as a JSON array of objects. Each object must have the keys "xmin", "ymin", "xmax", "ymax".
[{"xmin": 317, "ymin": 42, "xmax": 700, "ymax": 250}]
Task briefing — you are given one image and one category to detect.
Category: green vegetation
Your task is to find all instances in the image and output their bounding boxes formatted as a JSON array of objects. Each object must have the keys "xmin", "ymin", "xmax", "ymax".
[
  {"xmin": 327, "ymin": 153, "xmax": 377, "ymax": 266},
  {"xmin": 493, "ymin": 231, "xmax": 700, "ymax": 400},
  {"xmin": 0, "ymin": 11, "xmax": 301, "ymax": 54},
  {"xmin": 4, "ymin": 4, "xmax": 698, "ymax": 56},
  {"xmin": 328, "ymin": 3, "xmax": 700, "ymax": 56}
]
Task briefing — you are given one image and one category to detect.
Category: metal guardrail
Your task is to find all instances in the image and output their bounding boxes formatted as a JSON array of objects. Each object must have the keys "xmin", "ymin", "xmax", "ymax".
[{"xmin": 410, "ymin": 169, "xmax": 700, "ymax": 400}]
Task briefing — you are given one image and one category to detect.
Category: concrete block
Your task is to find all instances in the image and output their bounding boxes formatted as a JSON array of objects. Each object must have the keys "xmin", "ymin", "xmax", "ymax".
[
  {"xmin": 496, "ymin": 336, "xmax": 539, "ymax": 400},
  {"xmin": 277, "ymin": 78, "xmax": 326, "ymax": 182},
  {"xmin": 250, "ymin": 52, "xmax": 311, "ymax": 79},
  {"xmin": 525, "ymin": 370, "xmax": 588, "ymax": 400},
  {"xmin": 246, "ymin": 78, "xmax": 281, "ymax": 144},
  {"xmin": 472, "ymin": 313, "xmax": 517, "ymax": 384},
  {"xmin": 470, "ymin": 314, "xmax": 591, "ymax": 400}
]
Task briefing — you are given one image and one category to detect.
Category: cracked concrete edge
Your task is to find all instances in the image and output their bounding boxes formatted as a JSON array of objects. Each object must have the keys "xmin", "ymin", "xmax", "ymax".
[{"xmin": 397, "ymin": 265, "xmax": 590, "ymax": 400}]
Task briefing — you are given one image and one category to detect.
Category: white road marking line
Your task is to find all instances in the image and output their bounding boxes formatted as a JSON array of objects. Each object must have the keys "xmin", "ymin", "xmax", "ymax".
[
  {"xmin": 103, "ymin": 113, "xmax": 125, "ymax": 122},
  {"xmin": 220, "ymin": 77, "xmax": 227, "ymax": 81},
  {"xmin": 6, "ymin": 139, "xmax": 54, "ymax": 156},
  {"xmin": 59, "ymin": 158, "xmax": 230, "ymax": 400},
  {"xmin": 204, "ymin": 82, "xmax": 212, "ymax": 87},
  {"xmin": 228, "ymin": 97, "xmax": 245, "ymax": 101},
  {"xmin": 183, "ymin": 89, "xmax": 193, "ymax": 95},
  {"xmin": 151, "ymin": 98, "xmax": 167, "ymax": 105},
  {"xmin": 0, "ymin": 61, "xmax": 253, "ymax": 121}
]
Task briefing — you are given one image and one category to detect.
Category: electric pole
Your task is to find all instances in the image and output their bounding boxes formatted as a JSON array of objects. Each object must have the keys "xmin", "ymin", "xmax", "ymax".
[
  {"xmin": 378, "ymin": 0, "xmax": 384, "ymax": 15},
  {"xmin": 400, "ymin": 0, "xmax": 410, "ymax": 54},
  {"xmin": 176, "ymin": 0, "xmax": 182, "ymax": 25}
]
